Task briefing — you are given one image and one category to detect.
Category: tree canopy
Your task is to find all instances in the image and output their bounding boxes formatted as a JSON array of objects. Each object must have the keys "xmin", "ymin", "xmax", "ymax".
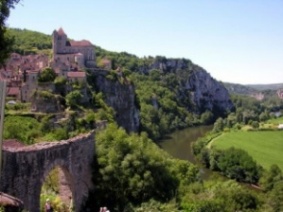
[
  {"xmin": 37, "ymin": 67, "xmax": 56, "ymax": 83},
  {"xmin": 7, "ymin": 28, "xmax": 52, "ymax": 54},
  {"xmin": 87, "ymin": 123, "xmax": 199, "ymax": 211},
  {"xmin": 0, "ymin": 0, "xmax": 20, "ymax": 66}
]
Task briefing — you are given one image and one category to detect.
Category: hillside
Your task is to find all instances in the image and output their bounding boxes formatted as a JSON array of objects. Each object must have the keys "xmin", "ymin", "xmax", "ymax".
[
  {"xmin": 224, "ymin": 82, "xmax": 283, "ymax": 104},
  {"xmin": 7, "ymin": 28, "xmax": 52, "ymax": 54},
  {"xmin": 5, "ymin": 28, "xmax": 234, "ymax": 140}
]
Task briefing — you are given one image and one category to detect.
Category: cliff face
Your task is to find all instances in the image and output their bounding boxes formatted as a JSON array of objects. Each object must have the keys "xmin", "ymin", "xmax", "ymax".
[
  {"xmin": 145, "ymin": 58, "xmax": 234, "ymax": 115},
  {"xmin": 185, "ymin": 69, "xmax": 234, "ymax": 114},
  {"xmin": 92, "ymin": 70, "xmax": 140, "ymax": 132},
  {"xmin": 89, "ymin": 58, "xmax": 232, "ymax": 133}
]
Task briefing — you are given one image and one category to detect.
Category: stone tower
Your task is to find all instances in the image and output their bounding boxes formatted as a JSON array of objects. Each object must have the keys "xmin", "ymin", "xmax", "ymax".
[
  {"xmin": 52, "ymin": 28, "xmax": 96, "ymax": 68},
  {"xmin": 52, "ymin": 28, "xmax": 68, "ymax": 55}
]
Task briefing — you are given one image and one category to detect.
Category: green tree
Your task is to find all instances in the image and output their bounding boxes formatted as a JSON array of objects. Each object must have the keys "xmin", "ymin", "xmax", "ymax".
[
  {"xmin": 86, "ymin": 124, "xmax": 198, "ymax": 211},
  {"xmin": 200, "ymin": 110, "xmax": 214, "ymax": 124},
  {"xmin": 66, "ymin": 90, "xmax": 83, "ymax": 108},
  {"xmin": 268, "ymin": 181, "xmax": 283, "ymax": 212},
  {"xmin": 251, "ymin": 121, "xmax": 259, "ymax": 129},
  {"xmin": 212, "ymin": 118, "xmax": 224, "ymax": 133},
  {"xmin": 38, "ymin": 67, "xmax": 57, "ymax": 83},
  {"xmin": 212, "ymin": 148, "xmax": 261, "ymax": 183},
  {"xmin": 260, "ymin": 164, "xmax": 283, "ymax": 192},
  {"xmin": 54, "ymin": 76, "xmax": 67, "ymax": 95},
  {"xmin": 3, "ymin": 115, "xmax": 41, "ymax": 144},
  {"xmin": 0, "ymin": 0, "xmax": 20, "ymax": 65}
]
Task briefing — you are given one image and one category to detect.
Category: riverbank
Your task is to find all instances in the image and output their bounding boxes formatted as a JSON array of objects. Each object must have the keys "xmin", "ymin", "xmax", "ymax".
[{"xmin": 159, "ymin": 125, "xmax": 212, "ymax": 163}]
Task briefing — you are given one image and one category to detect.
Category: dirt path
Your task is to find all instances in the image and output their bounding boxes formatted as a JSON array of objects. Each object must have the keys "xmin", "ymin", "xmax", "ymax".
[
  {"xmin": 207, "ymin": 133, "xmax": 224, "ymax": 148},
  {"xmin": 58, "ymin": 169, "xmax": 72, "ymax": 207}
]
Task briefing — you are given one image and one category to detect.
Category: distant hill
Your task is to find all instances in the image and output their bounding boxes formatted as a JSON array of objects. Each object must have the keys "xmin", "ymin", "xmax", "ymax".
[
  {"xmin": 246, "ymin": 83, "xmax": 283, "ymax": 91},
  {"xmin": 223, "ymin": 82, "xmax": 258, "ymax": 95},
  {"xmin": 224, "ymin": 82, "xmax": 283, "ymax": 102},
  {"xmin": 224, "ymin": 82, "xmax": 283, "ymax": 94}
]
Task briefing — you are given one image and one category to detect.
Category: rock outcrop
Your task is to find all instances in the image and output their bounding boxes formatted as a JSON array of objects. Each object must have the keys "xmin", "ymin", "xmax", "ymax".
[
  {"xmin": 91, "ymin": 70, "xmax": 140, "ymax": 132},
  {"xmin": 184, "ymin": 68, "xmax": 234, "ymax": 114},
  {"xmin": 143, "ymin": 58, "xmax": 234, "ymax": 115},
  {"xmin": 31, "ymin": 90, "xmax": 64, "ymax": 113}
]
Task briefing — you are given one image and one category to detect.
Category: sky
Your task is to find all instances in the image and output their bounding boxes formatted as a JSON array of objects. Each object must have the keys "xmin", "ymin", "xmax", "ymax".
[{"xmin": 7, "ymin": 0, "xmax": 283, "ymax": 84}]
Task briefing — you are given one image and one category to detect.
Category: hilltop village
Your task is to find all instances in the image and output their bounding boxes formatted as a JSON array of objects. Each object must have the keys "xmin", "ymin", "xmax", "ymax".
[{"xmin": 0, "ymin": 28, "xmax": 96, "ymax": 102}]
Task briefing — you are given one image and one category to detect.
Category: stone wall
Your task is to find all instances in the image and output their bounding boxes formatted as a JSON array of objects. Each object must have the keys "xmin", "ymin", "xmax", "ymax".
[
  {"xmin": 0, "ymin": 132, "xmax": 95, "ymax": 212},
  {"xmin": 31, "ymin": 89, "xmax": 63, "ymax": 113}
]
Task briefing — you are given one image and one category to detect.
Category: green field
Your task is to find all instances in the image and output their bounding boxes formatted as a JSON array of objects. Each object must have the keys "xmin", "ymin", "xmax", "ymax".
[
  {"xmin": 211, "ymin": 131, "xmax": 283, "ymax": 170},
  {"xmin": 267, "ymin": 116, "xmax": 283, "ymax": 125}
]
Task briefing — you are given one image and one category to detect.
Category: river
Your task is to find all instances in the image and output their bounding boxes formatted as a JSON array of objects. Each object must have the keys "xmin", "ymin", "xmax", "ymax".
[
  {"xmin": 159, "ymin": 125, "xmax": 213, "ymax": 178},
  {"xmin": 159, "ymin": 125, "xmax": 212, "ymax": 163}
]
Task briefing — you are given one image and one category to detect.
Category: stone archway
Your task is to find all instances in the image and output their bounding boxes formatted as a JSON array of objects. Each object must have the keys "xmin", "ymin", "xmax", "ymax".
[
  {"xmin": 40, "ymin": 162, "xmax": 74, "ymax": 211},
  {"xmin": 0, "ymin": 132, "xmax": 94, "ymax": 212}
]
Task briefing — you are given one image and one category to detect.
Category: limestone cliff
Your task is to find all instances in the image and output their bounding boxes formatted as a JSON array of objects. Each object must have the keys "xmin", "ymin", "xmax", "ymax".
[
  {"xmin": 91, "ymin": 70, "xmax": 140, "ymax": 132},
  {"xmin": 142, "ymin": 57, "xmax": 234, "ymax": 115},
  {"xmin": 184, "ymin": 68, "xmax": 234, "ymax": 114}
]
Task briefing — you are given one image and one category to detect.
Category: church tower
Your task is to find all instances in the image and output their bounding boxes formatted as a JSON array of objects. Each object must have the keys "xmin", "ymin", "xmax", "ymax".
[{"xmin": 52, "ymin": 28, "xmax": 67, "ymax": 54}]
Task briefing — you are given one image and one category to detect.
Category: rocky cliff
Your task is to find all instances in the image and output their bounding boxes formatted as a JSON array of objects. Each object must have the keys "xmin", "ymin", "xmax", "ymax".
[
  {"xmin": 185, "ymin": 68, "xmax": 234, "ymax": 114},
  {"xmin": 142, "ymin": 58, "xmax": 234, "ymax": 115},
  {"xmin": 90, "ymin": 70, "xmax": 140, "ymax": 132}
]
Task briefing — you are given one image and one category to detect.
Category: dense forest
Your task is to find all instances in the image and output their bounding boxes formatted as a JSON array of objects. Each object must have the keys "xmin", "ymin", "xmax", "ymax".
[
  {"xmin": 7, "ymin": 28, "xmax": 52, "ymax": 55},
  {"xmin": 2, "ymin": 28, "xmax": 283, "ymax": 211}
]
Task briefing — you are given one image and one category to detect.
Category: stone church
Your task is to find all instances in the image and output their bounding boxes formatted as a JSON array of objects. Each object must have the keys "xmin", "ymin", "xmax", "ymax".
[{"xmin": 52, "ymin": 28, "xmax": 96, "ymax": 68}]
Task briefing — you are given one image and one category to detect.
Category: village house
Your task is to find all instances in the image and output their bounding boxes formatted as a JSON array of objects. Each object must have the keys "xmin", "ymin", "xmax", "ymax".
[
  {"xmin": 0, "ymin": 53, "xmax": 49, "ymax": 101},
  {"xmin": 0, "ymin": 28, "xmax": 95, "ymax": 102}
]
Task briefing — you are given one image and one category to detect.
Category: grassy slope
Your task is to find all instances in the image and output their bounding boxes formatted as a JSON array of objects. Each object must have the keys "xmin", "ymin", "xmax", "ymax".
[{"xmin": 212, "ymin": 131, "xmax": 283, "ymax": 170}]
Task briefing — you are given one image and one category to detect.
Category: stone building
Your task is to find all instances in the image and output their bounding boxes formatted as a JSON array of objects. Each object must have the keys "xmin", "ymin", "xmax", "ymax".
[
  {"xmin": 52, "ymin": 28, "xmax": 96, "ymax": 68},
  {"xmin": 1, "ymin": 29, "xmax": 93, "ymax": 103}
]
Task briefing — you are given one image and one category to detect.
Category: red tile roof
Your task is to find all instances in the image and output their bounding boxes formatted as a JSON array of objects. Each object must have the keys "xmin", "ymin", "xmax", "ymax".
[
  {"xmin": 67, "ymin": 71, "xmax": 86, "ymax": 78},
  {"xmin": 7, "ymin": 87, "xmax": 20, "ymax": 96},
  {"xmin": 70, "ymin": 40, "xmax": 93, "ymax": 47}
]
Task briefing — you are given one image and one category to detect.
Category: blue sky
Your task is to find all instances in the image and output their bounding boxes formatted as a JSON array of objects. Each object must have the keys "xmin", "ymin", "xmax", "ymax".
[{"xmin": 7, "ymin": 0, "xmax": 283, "ymax": 84}]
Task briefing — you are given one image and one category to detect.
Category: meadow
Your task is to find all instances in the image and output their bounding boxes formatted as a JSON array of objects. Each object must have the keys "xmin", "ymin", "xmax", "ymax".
[
  {"xmin": 266, "ymin": 116, "xmax": 283, "ymax": 125},
  {"xmin": 211, "ymin": 130, "xmax": 283, "ymax": 170}
]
